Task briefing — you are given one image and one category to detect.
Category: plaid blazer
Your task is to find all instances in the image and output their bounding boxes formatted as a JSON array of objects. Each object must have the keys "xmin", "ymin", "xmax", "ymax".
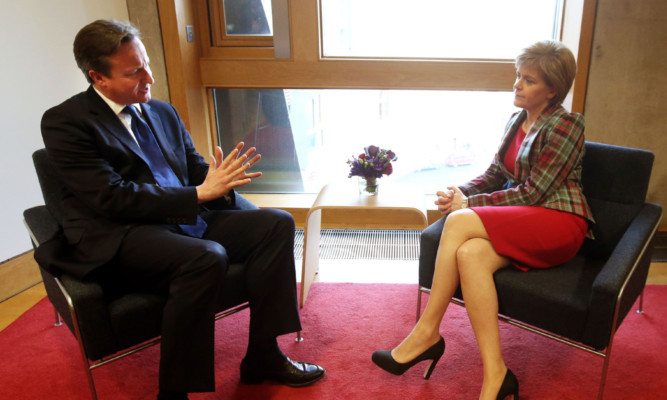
[{"xmin": 459, "ymin": 105, "xmax": 595, "ymax": 225}]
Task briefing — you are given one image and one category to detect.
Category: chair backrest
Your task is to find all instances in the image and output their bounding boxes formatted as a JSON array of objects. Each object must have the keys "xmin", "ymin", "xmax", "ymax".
[
  {"xmin": 32, "ymin": 148, "xmax": 68, "ymax": 226},
  {"xmin": 581, "ymin": 141, "xmax": 655, "ymax": 257}
]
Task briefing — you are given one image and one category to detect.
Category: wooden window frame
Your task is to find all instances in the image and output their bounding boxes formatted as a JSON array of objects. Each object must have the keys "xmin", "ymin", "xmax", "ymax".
[
  {"xmin": 208, "ymin": 0, "xmax": 274, "ymax": 48},
  {"xmin": 159, "ymin": 0, "xmax": 596, "ymax": 158}
]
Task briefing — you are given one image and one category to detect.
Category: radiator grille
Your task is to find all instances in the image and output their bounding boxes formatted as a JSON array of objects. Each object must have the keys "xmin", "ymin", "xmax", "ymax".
[{"xmin": 294, "ymin": 229, "xmax": 421, "ymax": 260}]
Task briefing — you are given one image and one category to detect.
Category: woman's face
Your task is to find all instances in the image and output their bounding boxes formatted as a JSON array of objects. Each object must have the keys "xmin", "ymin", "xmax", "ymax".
[{"xmin": 513, "ymin": 64, "xmax": 556, "ymax": 116}]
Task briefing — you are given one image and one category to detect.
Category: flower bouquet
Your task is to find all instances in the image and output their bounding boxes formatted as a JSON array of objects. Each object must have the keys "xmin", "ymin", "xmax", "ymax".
[{"xmin": 347, "ymin": 145, "xmax": 397, "ymax": 195}]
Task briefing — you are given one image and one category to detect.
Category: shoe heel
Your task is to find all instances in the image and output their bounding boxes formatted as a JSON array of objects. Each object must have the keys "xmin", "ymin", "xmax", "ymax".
[
  {"xmin": 496, "ymin": 368, "xmax": 519, "ymax": 400},
  {"xmin": 422, "ymin": 355, "xmax": 441, "ymax": 380}
]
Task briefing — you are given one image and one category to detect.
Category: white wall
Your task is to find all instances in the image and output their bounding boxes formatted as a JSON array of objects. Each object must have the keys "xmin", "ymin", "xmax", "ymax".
[{"xmin": 0, "ymin": 1, "xmax": 128, "ymax": 262}]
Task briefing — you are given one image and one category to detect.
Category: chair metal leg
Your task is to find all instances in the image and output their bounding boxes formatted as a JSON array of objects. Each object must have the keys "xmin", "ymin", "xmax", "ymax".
[
  {"xmin": 54, "ymin": 309, "xmax": 62, "ymax": 327},
  {"xmin": 637, "ymin": 289, "xmax": 645, "ymax": 313},
  {"xmin": 83, "ymin": 361, "xmax": 99, "ymax": 400},
  {"xmin": 55, "ymin": 277, "xmax": 99, "ymax": 400},
  {"xmin": 597, "ymin": 346, "xmax": 612, "ymax": 400},
  {"xmin": 296, "ymin": 331, "xmax": 303, "ymax": 342},
  {"xmin": 69, "ymin": 300, "xmax": 99, "ymax": 400}
]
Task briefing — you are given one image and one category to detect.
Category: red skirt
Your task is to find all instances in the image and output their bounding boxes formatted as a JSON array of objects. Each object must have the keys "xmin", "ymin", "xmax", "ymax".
[{"xmin": 471, "ymin": 206, "xmax": 588, "ymax": 271}]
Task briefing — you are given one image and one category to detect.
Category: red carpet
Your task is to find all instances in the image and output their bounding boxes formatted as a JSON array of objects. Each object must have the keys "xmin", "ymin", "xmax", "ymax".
[{"xmin": 1, "ymin": 283, "xmax": 666, "ymax": 399}]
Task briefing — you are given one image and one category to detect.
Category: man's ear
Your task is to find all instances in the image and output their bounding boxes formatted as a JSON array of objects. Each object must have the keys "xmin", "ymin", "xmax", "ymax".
[{"xmin": 89, "ymin": 70, "xmax": 105, "ymax": 86}]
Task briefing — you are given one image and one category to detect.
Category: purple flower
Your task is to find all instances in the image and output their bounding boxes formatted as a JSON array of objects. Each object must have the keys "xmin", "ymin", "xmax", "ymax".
[
  {"xmin": 365, "ymin": 145, "xmax": 380, "ymax": 157},
  {"xmin": 347, "ymin": 145, "xmax": 397, "ymax": 179}
]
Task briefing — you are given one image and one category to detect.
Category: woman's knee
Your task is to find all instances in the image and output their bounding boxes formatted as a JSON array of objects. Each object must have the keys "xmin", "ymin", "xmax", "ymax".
[
  {"xmin": 456, "ymin": 239, "xmax": 508, "ymax": 279},
  {"xmin": 456, "ymin": 240, "xmax": 493, "ymax": 274},
  {"xmin": 442, "ymin": 209, "xmax": 478, "ymax": 233}
]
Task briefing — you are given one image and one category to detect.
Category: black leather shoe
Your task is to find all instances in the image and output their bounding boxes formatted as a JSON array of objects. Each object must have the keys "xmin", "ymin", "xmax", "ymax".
[
  {"xmin": 240, "ymin": 355, "xmax": 325, "ymax": 387},
  {"xmin": 157, "ymin": 390, "xmax": 189, "ymax": 400},
  {"xmin": 372, "ymin": 336, "xmax": 445, "ymax": 380}
]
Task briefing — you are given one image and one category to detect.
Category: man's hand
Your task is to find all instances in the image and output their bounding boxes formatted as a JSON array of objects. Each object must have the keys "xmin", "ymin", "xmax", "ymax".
[{"xmin": 196, "ymin": 142, "xmax": 262, "ymax": 204}]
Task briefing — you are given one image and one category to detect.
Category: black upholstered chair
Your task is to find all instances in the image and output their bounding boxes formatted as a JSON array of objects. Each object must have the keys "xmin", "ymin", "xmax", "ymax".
[
  {"xmin": 417, "ymin": 141, "xmax": 662, "ymax": 399},
  {"xmin": 24, "ymin": 148, "xmax": 253, "ymax": 400}
]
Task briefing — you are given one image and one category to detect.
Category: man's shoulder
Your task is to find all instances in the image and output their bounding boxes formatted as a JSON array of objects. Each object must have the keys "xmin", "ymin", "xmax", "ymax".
[
  {"xmin": 42, "ymin": 88, "xmax": 98, "ymax": 121},
  {"xmin": 45, "ymin": 90, "xmax": 88, "ymax": 111},
  {"xmin": 145, "ymin": 98, "xmax": 178, "ymax": 116}
]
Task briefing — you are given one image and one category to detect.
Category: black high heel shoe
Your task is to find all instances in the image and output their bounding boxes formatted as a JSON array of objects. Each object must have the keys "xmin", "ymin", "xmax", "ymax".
[
  {"xmin": 371, "ymin": 336, "xmax": 445, "ymax": 380},
  {"xmin": 496, "ymin": 368, "xmax": 519, "ymax": 400}
]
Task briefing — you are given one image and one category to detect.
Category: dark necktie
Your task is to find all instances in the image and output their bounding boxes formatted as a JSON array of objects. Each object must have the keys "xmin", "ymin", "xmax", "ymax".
[{"xmin": 123, "ymin": 105, "xmax": 207, "ymax": 238}]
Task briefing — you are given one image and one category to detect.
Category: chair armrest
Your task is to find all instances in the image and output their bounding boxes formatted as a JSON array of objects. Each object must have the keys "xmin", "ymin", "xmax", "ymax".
[
  {"xmin": 23, "ymin": 206, "xmax": 59, "ymax": 247},
  {"xmin": 23, "ymin": 207, "xmax": 120, "ymax": 359},
  {"xmin": 583, "ymin": 203, "xmax": 662, "ymax": 348}
]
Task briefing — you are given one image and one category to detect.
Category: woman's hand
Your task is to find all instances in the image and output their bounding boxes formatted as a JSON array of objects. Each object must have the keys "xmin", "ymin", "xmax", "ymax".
[
  {"xmin": 434, "ymin": 187, "xmax": 468, "ymax": 215},
  {"xmin": 196, "ymin": 142, "xmax": 262, "ymax": 203},
  {"xmin": 435, "ymin": 189, "xmax": 454, "ymax": 215},
  {"xmin": 448, "ymin": 186, "xmax": 468, "ymax": 212}
]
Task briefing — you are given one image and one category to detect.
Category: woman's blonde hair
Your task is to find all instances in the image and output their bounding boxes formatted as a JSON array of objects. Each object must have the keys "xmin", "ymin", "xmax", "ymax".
[{"xmin": 516, "ymin": 40, "xmax": 577, "ymax": 106}]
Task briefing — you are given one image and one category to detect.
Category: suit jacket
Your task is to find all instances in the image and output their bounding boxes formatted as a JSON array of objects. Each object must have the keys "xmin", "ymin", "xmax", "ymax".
[
  {"xmin": 459, "ymin": 105, "xmax": 595, "ymax": 225},
  {"xmin": 38, "ymin": 86, "xmax": 233, "ymax": 278}
]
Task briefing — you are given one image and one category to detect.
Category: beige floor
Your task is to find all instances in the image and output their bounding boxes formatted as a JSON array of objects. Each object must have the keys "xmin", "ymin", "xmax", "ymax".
[{"xmin": 1, "ymin": 261, "xmax": 666, "ymax": 332}]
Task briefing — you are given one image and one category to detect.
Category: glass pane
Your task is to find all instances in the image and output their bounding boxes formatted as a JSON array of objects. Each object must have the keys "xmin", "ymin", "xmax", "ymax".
[
  {"xmin": 223, "ymin": 0, "xmax": 273, "ymax": 36},
  {"xmin": 213, "ymin": 88, "xmax": 518, "ymax": 194},
  {"xmin": 321, "ymin": 0, "xmax": 561, "ymax": 59}
]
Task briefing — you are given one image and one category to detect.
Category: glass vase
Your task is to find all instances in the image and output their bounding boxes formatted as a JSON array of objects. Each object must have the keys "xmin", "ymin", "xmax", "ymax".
[{"xmin": 359, "ymin": 177, "xmax": 379, "ymax": 196}]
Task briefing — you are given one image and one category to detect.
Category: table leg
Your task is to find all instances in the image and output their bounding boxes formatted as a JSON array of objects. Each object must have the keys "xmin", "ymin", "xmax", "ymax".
[{"xmin": 300, "ymin": 208, "xmax": 321, "ymax": 309}]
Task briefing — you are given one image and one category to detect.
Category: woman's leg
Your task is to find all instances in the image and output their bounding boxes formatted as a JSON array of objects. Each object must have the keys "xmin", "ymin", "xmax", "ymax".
[
  {"xmin": 457, "ymin": 237, "xmax": 511, "ymax": 400},
  {"xmin": 391, "ymin": 209, "xmax": 497, "ymax": 363}
]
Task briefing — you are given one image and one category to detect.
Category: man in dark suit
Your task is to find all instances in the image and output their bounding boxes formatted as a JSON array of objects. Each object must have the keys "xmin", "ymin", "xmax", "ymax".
[{"xmin": 39, "ymin": 19, "xmax": 324, "ymax": 400}]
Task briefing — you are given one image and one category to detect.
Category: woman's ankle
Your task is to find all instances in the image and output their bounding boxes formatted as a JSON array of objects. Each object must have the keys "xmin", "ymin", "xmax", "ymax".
[{"xmin": 392, "ymin": 328, "xmax": 440, "ymax": 362}]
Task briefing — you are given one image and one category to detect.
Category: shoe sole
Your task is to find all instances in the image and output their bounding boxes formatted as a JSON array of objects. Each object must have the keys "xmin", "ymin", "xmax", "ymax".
[{"xmin": 241, "ymin": 370, "xmax": 326, "ymax": 388}]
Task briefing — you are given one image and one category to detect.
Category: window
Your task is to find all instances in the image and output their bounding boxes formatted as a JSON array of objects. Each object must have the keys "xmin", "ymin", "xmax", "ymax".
[
  {"xmin": 321, "ymin": 0, "xmax": 563, "ymax": 60},
  {"xmin": 204, "ymin": 1, "xmax": 571, "ymax": 195},
  {"xmin": 209, "ymin": 0, "xmax": 274, "ymax": 47},
  {"xmin": 213, "ymin": 88, "xmax": 517, "ymax": 194}
]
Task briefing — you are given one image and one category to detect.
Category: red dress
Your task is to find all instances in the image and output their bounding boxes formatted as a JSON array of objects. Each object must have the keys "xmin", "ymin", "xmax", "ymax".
[{"xmin": 471, "ymin": 125, "xmax": 588, "ymax": 271}]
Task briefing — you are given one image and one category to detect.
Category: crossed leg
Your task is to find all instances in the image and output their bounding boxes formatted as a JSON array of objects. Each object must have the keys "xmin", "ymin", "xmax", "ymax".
[{"xmin": 390, "ymin": 209, "xmax": 511, "ymax": 399}]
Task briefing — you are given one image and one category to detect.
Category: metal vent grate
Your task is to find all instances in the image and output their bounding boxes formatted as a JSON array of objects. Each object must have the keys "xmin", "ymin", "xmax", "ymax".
[{"xmin": 294, "ymin": 229, "xmax": 421, "ymax": 260}]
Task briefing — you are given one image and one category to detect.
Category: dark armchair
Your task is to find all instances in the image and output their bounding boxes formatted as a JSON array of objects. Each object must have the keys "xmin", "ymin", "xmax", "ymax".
[
  {"xmin": 24, "ymin": 148, "xmax": 254, "ymax": 400},
  {"xmin": 417, "ymin": 141, "xmax": 662, "ymax": 399}
]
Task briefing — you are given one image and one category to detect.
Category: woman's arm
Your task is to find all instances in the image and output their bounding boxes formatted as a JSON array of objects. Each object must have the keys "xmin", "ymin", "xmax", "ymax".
[{"xmin": 464, "ymin": 110, "xmax": 585, "ymax": 207}]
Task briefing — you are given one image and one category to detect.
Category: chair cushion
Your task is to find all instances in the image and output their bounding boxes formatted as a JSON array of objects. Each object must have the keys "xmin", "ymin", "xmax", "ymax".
[
  {"xmin": 109, "ymin": 292, "xmax": 166, "ymax": 350},
  {"xmin": 419, "ymin": 218, "xmax": 606, "ymax": 345},
  {"xmin": 491, "ymin": 255, "xmax": 604, "ymax": 343}
]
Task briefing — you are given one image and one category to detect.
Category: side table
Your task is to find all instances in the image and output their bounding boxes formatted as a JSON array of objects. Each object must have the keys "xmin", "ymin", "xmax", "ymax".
[{"xmin": 300, "ymin": 181, "xmax": 428, "ymax": 308}]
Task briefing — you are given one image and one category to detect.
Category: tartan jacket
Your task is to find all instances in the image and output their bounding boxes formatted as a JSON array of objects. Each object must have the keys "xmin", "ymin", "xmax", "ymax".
[{"xmin": 459, "ymin": 104, "xmax": 595, "ymax": 226}]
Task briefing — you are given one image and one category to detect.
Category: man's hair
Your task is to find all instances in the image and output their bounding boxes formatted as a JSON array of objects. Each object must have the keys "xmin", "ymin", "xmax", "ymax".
[
  {"xmin": 73, "ymin": 19, "xmax": 141, "ymax": 84},
  {"xmin": 515, "ymin": 40, "xmax": 577, "ymax": 106}
]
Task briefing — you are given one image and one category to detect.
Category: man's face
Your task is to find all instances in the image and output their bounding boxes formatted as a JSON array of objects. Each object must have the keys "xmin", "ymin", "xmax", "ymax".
[{"xmin": 90, "ymin": 38, "xmax": 154, "ymax": 105}]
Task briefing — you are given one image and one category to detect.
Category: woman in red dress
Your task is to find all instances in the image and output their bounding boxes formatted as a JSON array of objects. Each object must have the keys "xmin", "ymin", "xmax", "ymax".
[{"xmin": 372, "ymin": 41, "xmax": 595, "ymax": 400}]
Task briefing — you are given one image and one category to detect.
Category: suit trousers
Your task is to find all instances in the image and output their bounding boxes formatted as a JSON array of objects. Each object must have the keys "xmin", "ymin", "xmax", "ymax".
[{"xmin": 113, "ymin": 208, "xmax": 301, "ymax": 393}]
